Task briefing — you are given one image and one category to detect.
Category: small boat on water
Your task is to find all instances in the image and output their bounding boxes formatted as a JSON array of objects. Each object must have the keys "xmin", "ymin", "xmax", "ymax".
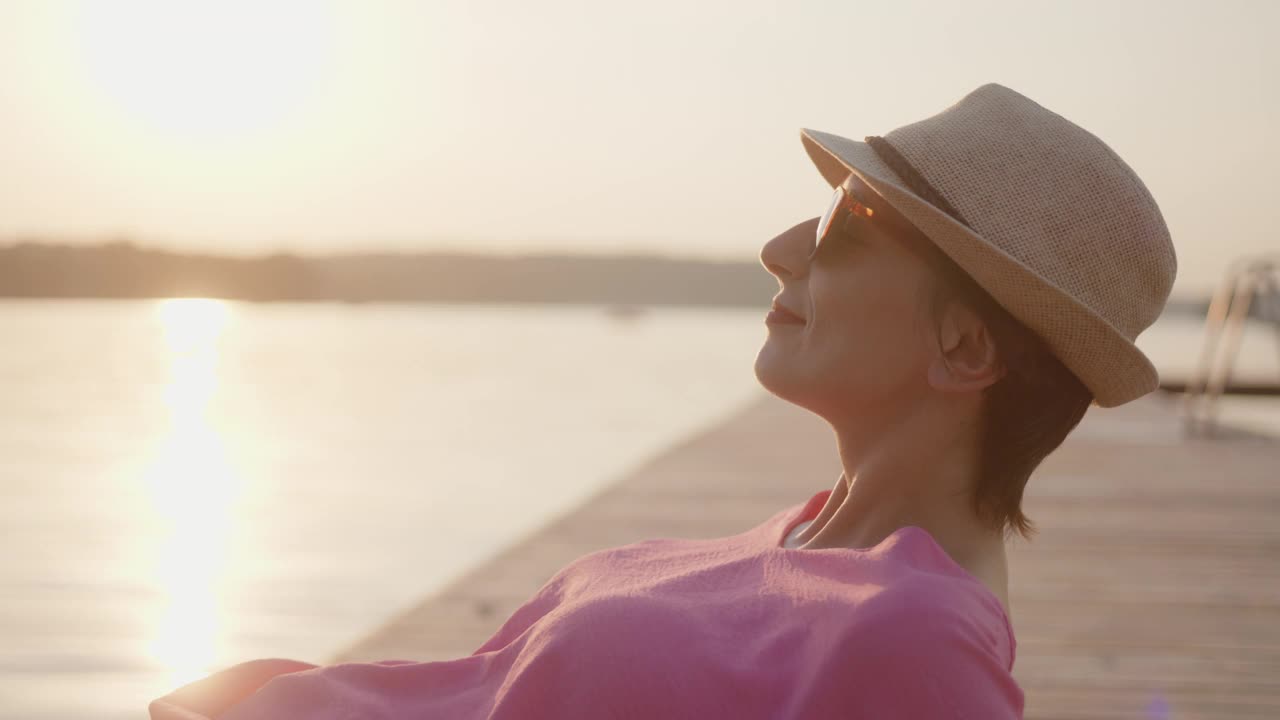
[{"xmin": 603, "ymin": 304, "xmax": 648, "ymax": 323}]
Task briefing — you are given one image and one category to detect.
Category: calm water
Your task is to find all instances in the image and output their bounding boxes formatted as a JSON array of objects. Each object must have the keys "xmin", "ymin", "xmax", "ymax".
[
  {"xmin": 0, "ymin": 300, "xmax": 770, "ymax": 719},
  {"xmin": 1, "ymin": 299, "xmax": 1276, "ymax": 719}
]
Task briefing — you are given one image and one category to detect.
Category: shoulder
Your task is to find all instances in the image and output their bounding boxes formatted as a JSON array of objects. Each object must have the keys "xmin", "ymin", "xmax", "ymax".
[
  {"xmin": 858, "ymin": 573, "xmax": 1013, "ymax": 665},
  {"xmin": 803, "ymin": 578, "xmax": 1024, "ymax": 718},
  {"xmin": 881, "ymin": 528, "xmax": 1017, "ymax": 664}
]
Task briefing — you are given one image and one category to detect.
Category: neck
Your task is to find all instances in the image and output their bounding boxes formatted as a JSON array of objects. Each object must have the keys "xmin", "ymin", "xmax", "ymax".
[{"xmin": 795, "ymin": 408, "xmax": 998, "ymax": 563}]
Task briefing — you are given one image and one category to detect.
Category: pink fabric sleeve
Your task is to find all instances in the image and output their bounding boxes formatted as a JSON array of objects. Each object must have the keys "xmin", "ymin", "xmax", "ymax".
[
  {"xmin": 797, "ymin": 589, "xmax": 1024, "ymax": 718},
  {"xmin": 148, "ymin": 659, "xmax": 320, "ymax": 720},
  {"xmin": 147, "ymin": 659, "xmax": 419, "ymax": 720}
]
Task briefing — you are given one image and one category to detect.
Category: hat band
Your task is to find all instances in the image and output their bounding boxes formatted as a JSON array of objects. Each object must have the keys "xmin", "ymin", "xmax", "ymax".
[{"xmin": 864, "ymin": 135, "xmax": 972, "ymax": 230}]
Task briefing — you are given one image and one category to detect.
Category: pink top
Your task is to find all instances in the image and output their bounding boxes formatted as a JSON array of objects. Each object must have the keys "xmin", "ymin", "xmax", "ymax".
[{"xmin": 150, "ymin": 489, "xmax": 1023, "ymax": 719}]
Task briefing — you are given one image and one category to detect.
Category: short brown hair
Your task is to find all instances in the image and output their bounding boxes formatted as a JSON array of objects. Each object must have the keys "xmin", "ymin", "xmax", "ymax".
[{"xmin": 902, "ymin": 226, "xmax": 1093, "ymax": 541}]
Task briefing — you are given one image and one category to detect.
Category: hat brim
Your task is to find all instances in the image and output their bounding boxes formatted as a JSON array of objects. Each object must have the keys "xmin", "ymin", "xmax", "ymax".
[{"xmin": 800, "ymin": 127, "xmax": 1159, "ymax": 408}]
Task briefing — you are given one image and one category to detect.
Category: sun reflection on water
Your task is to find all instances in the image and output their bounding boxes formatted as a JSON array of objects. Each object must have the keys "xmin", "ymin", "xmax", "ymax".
[{"xmin": 144, "ymin": 298, "xmax": 241, "ymax": 689}]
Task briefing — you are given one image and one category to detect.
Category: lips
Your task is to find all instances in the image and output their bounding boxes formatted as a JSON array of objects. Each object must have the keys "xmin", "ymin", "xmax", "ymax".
[{"xmin": 767, "ymin": 302, "xmax": 805, "ymax": 324}]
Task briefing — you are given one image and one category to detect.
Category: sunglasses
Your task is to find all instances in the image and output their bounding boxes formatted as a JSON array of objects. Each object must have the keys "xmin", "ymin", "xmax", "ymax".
[{"xmin": 812, "ymin": 181, "xmax": 876, "ymax": 258}]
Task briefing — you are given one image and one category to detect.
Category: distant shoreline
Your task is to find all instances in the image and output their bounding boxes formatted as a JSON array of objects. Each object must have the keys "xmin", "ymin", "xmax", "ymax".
[{"xmin": 0, "ymin": 240, "xmax": 1215, "ymax": 316}]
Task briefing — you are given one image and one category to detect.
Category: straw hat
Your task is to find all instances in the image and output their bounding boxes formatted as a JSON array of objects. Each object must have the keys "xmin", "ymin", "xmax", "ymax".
[{"xmin": 800, "ymin": 82, "xmax": 1177, "ymax": 408}]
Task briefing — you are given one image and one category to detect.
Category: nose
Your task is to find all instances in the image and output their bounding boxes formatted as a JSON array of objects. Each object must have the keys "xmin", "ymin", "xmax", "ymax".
[{"xmin": 760, "ymin": 217, "xmax": 821, "ymax": 280}]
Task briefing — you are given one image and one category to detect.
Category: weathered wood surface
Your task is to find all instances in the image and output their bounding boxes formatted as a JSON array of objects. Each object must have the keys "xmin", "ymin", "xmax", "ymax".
[{"xmin": 334, "ymin": 390, "xmax": 1280, "ymax": 719}]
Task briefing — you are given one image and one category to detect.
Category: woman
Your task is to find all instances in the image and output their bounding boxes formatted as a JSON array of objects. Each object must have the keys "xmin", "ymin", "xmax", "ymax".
[{"xmin": 149, "ymin": 82, "xmax": 1177, "ymax": 719}]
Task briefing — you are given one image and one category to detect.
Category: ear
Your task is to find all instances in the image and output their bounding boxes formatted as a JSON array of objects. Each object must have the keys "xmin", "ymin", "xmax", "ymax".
[{"xmin": 926, "ymin": 303, "xmax": 1006, "ymax": 393}]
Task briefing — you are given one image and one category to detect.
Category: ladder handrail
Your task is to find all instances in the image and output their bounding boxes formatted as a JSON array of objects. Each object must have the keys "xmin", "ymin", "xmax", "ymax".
[{"xmin": 1179, "ymin": 253, "xmax": 1280, "ymax": 437}]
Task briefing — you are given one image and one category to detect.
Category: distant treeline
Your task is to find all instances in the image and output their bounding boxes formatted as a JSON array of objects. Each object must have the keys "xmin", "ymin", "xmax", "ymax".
[
  {"xmin": 0, "ymin": 240, "xmax": 778, "ymax": 307},
  {"xmin": 0, "ymin": 240, "xmax": 1214, "ymax": 316}
]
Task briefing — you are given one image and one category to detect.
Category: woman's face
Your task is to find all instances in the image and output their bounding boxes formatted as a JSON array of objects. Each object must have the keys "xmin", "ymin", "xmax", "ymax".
[{"xmin": 754, "ymin": 175, "xmax": 942, "ymax": 426}]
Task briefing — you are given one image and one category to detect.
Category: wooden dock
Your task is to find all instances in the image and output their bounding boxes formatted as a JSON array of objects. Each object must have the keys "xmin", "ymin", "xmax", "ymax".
[{"xmin": 334, "ymin": 390, "xmax": 1280, "ymax": 719}]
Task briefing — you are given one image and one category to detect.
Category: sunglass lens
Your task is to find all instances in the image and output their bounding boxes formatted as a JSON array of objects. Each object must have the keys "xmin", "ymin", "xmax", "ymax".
[{"xmin": 813, "ymin": 185, "xmax": 847, "ymax": 256}]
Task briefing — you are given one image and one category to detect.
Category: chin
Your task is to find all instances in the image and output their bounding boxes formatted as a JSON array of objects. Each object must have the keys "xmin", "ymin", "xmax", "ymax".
[
  {"xmin": 753, "ymin": 350, "xmax": 807, "ymax": 405},
  {"xmin": 755, "ymin": 351, "xmax": 862, "ymax": 422}
]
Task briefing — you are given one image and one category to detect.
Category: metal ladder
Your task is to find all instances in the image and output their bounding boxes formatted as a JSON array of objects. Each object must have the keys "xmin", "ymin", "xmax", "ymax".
[{"xmin": 1180, "ymin": 252, "xmax": 1280, "ymax": 436}]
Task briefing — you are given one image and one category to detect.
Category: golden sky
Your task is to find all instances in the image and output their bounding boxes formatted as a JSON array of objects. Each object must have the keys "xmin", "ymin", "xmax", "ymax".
[{"xmin": 1, "ymin": 0, "xmax": 1276, "ymax": 297}]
